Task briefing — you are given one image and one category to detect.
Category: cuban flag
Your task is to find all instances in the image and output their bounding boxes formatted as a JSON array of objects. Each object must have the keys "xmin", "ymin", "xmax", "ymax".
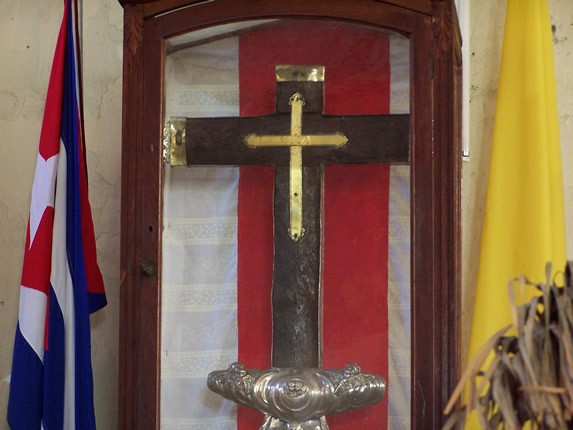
[{"xmin": 7, "ymin": 1, "xmax": 107, "ymax": 429}]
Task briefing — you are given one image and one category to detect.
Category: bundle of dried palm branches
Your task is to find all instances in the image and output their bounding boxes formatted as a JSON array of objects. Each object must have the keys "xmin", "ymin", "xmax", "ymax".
[{"xmin": 444, "ymin": 263, "xmax": 573, "ymax": 429}]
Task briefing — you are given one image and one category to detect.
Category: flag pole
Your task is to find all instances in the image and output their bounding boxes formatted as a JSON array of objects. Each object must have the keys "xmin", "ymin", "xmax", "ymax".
[
  {"xmin": 74, "ymin": 0, "xmax": 89, "ymax": 180},
  {"xmin": 78, "ymin": 0, "xmax": 83, "ymax": 61}
]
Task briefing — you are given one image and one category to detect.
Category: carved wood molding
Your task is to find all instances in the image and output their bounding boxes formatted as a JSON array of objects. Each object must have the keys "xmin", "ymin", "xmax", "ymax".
[
  {"xmin": 432, "ymin": 2, "xmax": 452, "ymax": 54},
  {"xmin": 124, "ymin": 5, "xmax": 144, "ymax": 57},
  {"xmin": 432, "ymin": 2, "xmax": 462, "ymax": 67},
  {"xmin": 119, "ymin": 0, "xmax": 436, "ymax": 20},
  {"xmin": 374, "ymin": 0, "xmax": 432, "ymax": 14},
  {"xmin": 452, "ymin": 7, "xmax": 463, "ymax": 68}
]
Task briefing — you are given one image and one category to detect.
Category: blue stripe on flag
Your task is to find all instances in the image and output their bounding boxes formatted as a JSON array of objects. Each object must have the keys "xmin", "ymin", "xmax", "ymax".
[
  {"xmin": 60, "ymin": 1, "xmax": 97, "ymax": 428},
  {"xmin": 88, "ymin": 292, "xmax": 108, "ymax": 314},
  {"xmin": 7, "ymin": 324, "xmax": 44, "ymax": 430},
  {"xmin": 43, "ymin": 287, "xmax": 66, "ymax": 430}
]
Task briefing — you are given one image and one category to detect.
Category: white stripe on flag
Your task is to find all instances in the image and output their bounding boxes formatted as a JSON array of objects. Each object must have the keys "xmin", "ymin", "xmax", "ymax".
[
  {"xmin": 18, "ymin": 286, "xmax": 48, "ymax": 361},
  {"xmin": 29, "ymin": 153, "xmax": 58, "ymax": 244},
  {"xmin": 50, "ymin": 140, "xmax": 76, "ymax": 430}
]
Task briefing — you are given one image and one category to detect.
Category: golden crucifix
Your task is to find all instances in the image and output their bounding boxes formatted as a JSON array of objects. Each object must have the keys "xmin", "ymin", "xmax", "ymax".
[{"xmin": 244, "ymin": 93, "xmax": 347, "ymax": 241}]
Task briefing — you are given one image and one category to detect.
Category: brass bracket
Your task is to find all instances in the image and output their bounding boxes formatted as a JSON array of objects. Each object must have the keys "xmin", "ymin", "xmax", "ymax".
[
  {"xmin": 163, "ymin": 117, "xmax": 187, "ymax": 166},
  {"xmin": 276, "ymin": 65, "xmax": 325, "ymax": 82}
]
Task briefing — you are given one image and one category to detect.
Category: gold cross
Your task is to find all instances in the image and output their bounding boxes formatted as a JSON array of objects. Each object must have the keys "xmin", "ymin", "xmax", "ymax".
[{"xmin": 244, "ymin": 93, "xmax": 347, "ymax": 241}]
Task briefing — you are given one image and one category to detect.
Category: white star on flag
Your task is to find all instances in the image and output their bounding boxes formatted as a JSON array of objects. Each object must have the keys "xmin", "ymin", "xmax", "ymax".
[{"xmin": 29, "ymin": 153, "xmax": 59, "ymax": 246}]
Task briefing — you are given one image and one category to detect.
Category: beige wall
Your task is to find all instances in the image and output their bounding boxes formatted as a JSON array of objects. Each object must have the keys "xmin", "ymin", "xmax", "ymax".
[
  {"xmin": 460, "ymin": 0, "xmax": 507, "ymax": 369},
  {"xmin": 552, "ymin": 0, "xmax": 573, "ymax": 253},
  {"xmin": 0, "ymin": 1, "xmax": 572, "ymax": 429}
]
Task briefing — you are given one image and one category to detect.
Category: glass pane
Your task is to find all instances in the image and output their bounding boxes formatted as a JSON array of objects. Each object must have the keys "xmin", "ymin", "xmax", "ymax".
[{"xmin": 161, "ymin": 19, "xmax": 411, "ymax": 430}]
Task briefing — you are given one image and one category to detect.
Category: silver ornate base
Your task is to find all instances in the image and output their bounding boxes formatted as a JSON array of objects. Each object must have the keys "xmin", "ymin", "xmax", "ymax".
[
  {"xmin": 261, "ymin": 414, "xmax": 328, "ymax": 430},
  {"xmin": 207, "ymin": 363, "xmax": 386, "ymax": 429}
]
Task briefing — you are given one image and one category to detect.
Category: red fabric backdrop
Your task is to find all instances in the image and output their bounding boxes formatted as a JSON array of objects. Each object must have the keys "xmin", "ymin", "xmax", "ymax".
[{"xmin": 237, "ymin": 20, "xmax": 391, "ymax": 429}]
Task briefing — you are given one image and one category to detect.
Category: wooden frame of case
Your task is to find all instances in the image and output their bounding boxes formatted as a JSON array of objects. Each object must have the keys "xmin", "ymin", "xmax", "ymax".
[{"xmin": 117, "ymin": 0, "xmax": 462, "ymax": 428}]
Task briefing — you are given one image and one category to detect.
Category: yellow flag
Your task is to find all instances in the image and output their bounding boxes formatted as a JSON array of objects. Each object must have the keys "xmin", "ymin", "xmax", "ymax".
[{"xmin": 466, "ymin": 0, "xmax": 566, "ymax": 425}]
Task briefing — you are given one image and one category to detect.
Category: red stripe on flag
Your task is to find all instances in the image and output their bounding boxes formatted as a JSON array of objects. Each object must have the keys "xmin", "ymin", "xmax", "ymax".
[
  {"xmin": 237, "ymin": 166, "xmax": 274, "ymax": 428},
  {"xmin": 21, "ymin": 208, "xmax": 55, "ymax": 295},
  {"xmin": 75, "ymin": 114, "xmax": 105, "ymax": 303},
  {"xmin": 239, "ymin": 20, "xmax": 391, "ymax": 428},
  {"xmin": 239, "ymin": 21, "xmax": 390, "ymax": 117},
  {"xmin": 319, "ymin": 22, "xmax": 391, "ymax": 430},
  {"xmin": 323, "ymin": 164, "xmax": 390, "ymax": 429},
  {"xmin": 39, "ymin": 5, "xmax": 68, "ymax": 161}
]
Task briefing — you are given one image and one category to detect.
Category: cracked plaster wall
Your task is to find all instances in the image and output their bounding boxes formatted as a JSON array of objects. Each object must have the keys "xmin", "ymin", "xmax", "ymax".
[{"xmin": 0, "ymin": 1, "xmax": 572, "ymax": 428}]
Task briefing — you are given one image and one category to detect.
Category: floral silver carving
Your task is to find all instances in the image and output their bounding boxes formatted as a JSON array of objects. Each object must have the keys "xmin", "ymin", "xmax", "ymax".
[{"xmin": 207, "ymin": 363, "xmax": 386, "ymax": 429}]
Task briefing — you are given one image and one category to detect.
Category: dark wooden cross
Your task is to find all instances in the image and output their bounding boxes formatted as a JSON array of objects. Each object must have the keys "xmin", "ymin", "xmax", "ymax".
[{"xmin": 168, "ymin": 67, "xmax": 409, "ymax": 368}]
